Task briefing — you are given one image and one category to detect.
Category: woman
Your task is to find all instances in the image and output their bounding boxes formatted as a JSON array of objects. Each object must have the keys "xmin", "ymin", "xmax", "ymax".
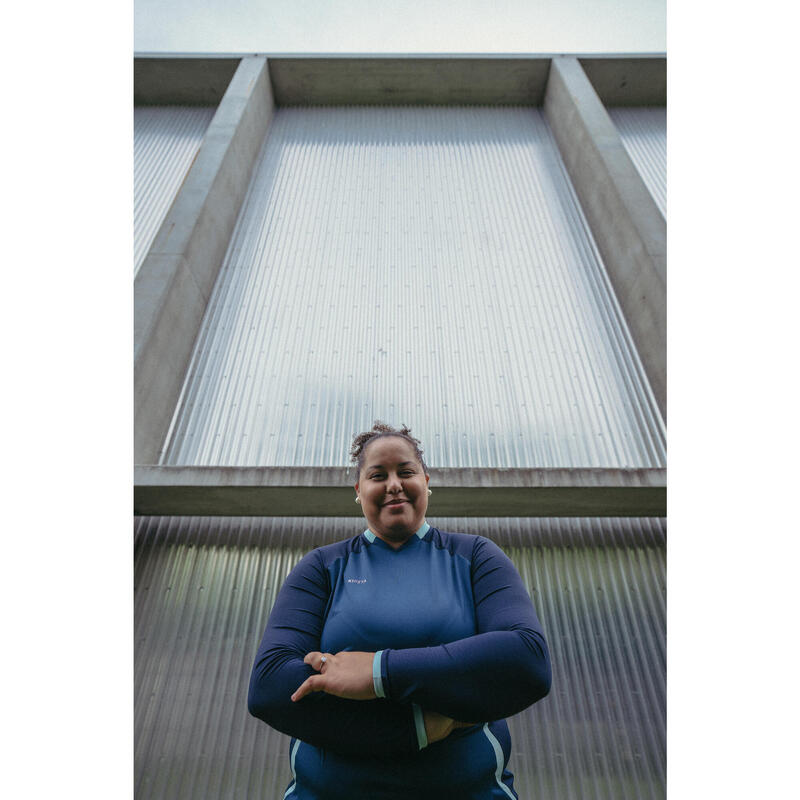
[{"xmin": 248, "ymin": 422, "xmax": 551, "ymax": 799}]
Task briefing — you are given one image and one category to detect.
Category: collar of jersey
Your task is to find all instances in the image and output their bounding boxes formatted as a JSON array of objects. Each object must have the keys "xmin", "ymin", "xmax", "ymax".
[{"xmin": 363, "ymin": 521, "xmax": 430, "ymax": 544}]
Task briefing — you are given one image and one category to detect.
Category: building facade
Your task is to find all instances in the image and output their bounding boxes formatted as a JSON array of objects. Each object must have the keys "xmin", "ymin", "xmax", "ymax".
[{"xmin": 134, "ymin": 54, "xmax": 666, "ymax": 800}]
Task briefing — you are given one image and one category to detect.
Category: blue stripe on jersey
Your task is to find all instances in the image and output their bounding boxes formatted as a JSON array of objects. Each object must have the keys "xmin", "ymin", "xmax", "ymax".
[
  {"xmin": 482, "ymin": 723, "xmax": 517, "ymax": 799},
  {"xmin": 372, "ymin": 650, "xmax": 385, "ymax": 697},
  {"xmin": 283, "ymin": 738, "xmax": 301, "ymax": 798},
  {"xmin": 412, "ymin": 703, "xmax": 428, "ymax": 750}
]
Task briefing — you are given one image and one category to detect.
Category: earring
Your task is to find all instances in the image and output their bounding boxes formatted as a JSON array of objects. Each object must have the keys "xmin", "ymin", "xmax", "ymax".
[
  {"xmin": 427, "ymin": 489, "xmax": 432, "ymax": 496},
  {"xmin": 355, "ymin": 497, "xmax": 361, "ymax": 504}
]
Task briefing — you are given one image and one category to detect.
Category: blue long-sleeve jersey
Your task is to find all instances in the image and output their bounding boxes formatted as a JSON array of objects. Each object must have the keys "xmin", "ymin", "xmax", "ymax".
[{"xmin": 248, "ymin": 523, "xmax": 551, "ymax": 799}]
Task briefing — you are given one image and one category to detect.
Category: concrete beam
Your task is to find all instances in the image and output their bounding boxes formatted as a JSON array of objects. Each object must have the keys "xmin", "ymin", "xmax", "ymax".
[
  {"xmin": 580, "ymin": 57, "xmax": 666, "ymax": 106},
  {"xmin": 134, "ymin": 57, "xmax": 241, "ymax": 105},
  {"xmin": 544, "ymin": 56, "xmax": 666, "ymax": 420},
  {"xmin": 134, "ymin": 466, "xmax": 666, "ymax": 517},
  {"xmin": 132, "ymin": 54, "xmax": 665, "ymax": 108},
  {"xmin": 267, "ymin": 57, "xmax": 551, "ymax": 105},
  {"xmin": 134, "ymin": 56, "xmax": 275, "ymax": 463}
]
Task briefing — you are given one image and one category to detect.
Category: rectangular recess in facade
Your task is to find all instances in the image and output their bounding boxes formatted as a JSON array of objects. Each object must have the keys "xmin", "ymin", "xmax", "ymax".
[
  {"xmin": 161, "ymin": 106, "xmax": 665, "ymax": 469},
  {"xmin": 134, "ymin": 106, "xmax": 216, "ymax": 275},
  {"xmin": 608, "ymin": 107, "xmax": 666, "ymax": 218}
]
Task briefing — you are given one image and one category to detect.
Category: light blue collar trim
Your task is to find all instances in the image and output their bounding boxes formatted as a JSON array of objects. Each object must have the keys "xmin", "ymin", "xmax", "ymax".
[{"xmin": 363, "ymin": 521, "xmax": 429, "ymax": 543}]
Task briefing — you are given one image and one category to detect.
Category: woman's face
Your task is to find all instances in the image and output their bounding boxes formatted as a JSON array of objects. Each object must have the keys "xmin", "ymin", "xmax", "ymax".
[{"xmin": 355, "ymin": 436, "xmax": 430, "ymax": 546}]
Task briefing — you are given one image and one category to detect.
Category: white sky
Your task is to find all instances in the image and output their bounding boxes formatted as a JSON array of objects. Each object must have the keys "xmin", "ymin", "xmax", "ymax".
[{"xmin": 134, "ymin": 0, "xmax": 665, "ymax": 54}]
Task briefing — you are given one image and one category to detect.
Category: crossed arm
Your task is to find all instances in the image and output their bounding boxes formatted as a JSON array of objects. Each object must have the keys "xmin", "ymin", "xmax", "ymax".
[{"xmin": 247, "ymin": 536, "xmax": 551, "ymax": 757}]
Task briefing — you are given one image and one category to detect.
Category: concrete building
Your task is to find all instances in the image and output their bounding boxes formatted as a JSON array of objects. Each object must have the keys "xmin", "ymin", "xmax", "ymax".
[{"xmin": 134, "ymin": 53, "xmax": 666, "ymax": 800}]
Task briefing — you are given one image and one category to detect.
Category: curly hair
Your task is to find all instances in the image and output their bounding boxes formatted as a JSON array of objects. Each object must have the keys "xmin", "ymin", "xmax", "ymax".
[{"xmin": 349, "ymin": 421, "xmax": 428, "ymax": 477}]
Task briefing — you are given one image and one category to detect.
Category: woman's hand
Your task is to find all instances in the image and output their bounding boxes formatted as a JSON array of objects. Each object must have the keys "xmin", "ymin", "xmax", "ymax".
[{"xmin": 291, "ymin": 651, "xmax": 377, "ymax": 702}]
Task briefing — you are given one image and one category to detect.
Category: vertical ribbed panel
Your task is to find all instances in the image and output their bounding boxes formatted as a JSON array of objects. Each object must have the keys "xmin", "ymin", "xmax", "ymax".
[
  {"xmin": 162, "ymin": 107, "xmax": 665, "ymax": 469},
  {"xmin": 608, "ymin": 108, "xmax": 666, "ymax": 217},
  {"xmin": 134, "ymin": 106, "xmax": 216, "ymax": 276},
  {"xmin": 134, "ymin": 516, "xmax": 665, "ymax": 800}
]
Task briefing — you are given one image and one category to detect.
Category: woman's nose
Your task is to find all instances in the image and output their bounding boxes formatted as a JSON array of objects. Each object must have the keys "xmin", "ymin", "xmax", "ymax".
[{"xmin": 386, "ymin": 474, "xmax": 402, "ymax": 492}]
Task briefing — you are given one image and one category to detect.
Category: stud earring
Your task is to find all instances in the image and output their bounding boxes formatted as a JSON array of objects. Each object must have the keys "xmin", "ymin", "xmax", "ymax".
[
  {"xmin": 355, "ymin": 496, "xmax": 361, "ymax": 504},
  {"xmin": 427, "ymin": 489, "xmax": 432, "ymax": 496}
]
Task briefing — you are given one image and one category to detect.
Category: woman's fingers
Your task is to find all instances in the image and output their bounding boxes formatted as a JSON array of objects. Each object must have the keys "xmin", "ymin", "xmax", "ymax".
[
  {"xmin": 291, "ymin": 674, "xmax": 324, "ymax": 702},
  {"xmin": 292, "ymin": 650, "xmax": 376, "ymax": 702},
  {"xmin": 292, "ymin": 652, "xmax": 334, "ymax": 700},
  {"xmin": 303, "ymin": 651, "xmax": 331, "ymax": 672}
]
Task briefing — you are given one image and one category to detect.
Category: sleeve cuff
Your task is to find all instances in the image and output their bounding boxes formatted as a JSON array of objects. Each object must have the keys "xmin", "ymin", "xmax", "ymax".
[
  {"xmin": 372, "ymin": 650, "xmax": 385, "ymax": 698},
  {"xmin": 412, "ymin": 703, "xmax": 428, "ymax": 750}
]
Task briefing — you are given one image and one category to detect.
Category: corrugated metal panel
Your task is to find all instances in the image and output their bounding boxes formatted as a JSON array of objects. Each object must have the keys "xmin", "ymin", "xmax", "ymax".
[
  {"xmin": 135, "ymin": 515, "xmax": 665, "ymax": 800},
  {"xmin": 608, "ymin": 107, "xmax": 666, "ymax": 217},
  {"xmin": 134, "ymin": 106, "xmax": 216, "ymax": 276},
  {"xmin": 162, "ymin": 107, "xmax": 665, "ymax": 469}
]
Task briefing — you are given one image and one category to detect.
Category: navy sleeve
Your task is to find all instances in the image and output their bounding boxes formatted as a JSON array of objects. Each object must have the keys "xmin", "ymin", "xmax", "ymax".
[
  {"xmin": 247, "ymin": 547, "xmax": 420, "ymax": 756},
  {"xmin": 379, "ymin": 536, "xmax": 551, "ymax": 721}
]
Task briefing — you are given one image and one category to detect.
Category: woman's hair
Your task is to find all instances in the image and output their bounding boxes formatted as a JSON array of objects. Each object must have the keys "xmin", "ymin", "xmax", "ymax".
[{"xmin": 350, "ymin": 421, "xmax": 428, "ymax": 476}]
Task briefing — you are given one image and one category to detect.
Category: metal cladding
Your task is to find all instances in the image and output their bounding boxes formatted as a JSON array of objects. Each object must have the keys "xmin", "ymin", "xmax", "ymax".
[
  {"xmin": 161, "ymin": 106, "xmax": 665, "ymax": 469},
  {"xmin": 134, "ymin": 515, "xmax": 665, "ymax": 800},
  {"xmin": 608, "ymin": 107, "xmax": 666, "ymax": 217},
  {"xmin": 134, "ymin": 106, "xmax": 216, "ymax": 276}
]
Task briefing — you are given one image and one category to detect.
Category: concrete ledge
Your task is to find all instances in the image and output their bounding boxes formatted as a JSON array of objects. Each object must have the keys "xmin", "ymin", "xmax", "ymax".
[
  {"xmin": 267, "ymin": 57, "xmax": 552, "ymax": 105},
  {"xmin": 134, "ymin": 57, "xmax": 275, "ymax": 463},
  {"xmin": 134, "ymin": 466, "xmax": 666, "ymax": 517},
  {"xmin": 544, "ymin": 56, "xmax": 666, "ymax": 419}
]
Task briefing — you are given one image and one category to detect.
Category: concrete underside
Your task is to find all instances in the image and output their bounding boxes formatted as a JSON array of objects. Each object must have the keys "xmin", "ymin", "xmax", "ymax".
[
  {"xmin": 134, "ymin": 466, "xmax": 666, "ymax": 517},
  {"xmin": 134, "ymin": 54, "xmax": 666, "ymax": 107},
  {"xmin": 579, "ymin": 58, "xmax": 667, "ymax": 105},
  {"xmin": 267, "ymin": 57, "xmax": 552, "ymax": 105},
  {"xmin": 134, "ymin": 58, "xmax": 241, "ymax": 105}
]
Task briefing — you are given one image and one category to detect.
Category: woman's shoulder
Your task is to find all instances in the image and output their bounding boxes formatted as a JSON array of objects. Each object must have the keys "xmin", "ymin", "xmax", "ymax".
[
  {"xmin": 428, "ymin": 526, "xmax": 509, "ymax": 561},
  {"xmin": 427, "ymin": 526, "xmax": 488, "ymax": 557},
  {"xmin": 302, "ymin": 532, "xmax": 367, "ymax": 565}
]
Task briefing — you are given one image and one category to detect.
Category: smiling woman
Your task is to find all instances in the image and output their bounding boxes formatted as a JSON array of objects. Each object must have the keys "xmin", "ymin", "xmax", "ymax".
[
  {"xmin": 352, "ymin": 425, "xmax": 431, "ymax": 546},
  {"xmin": 247, "ymin": 421, "xmax": 552, "ymax": 799}
]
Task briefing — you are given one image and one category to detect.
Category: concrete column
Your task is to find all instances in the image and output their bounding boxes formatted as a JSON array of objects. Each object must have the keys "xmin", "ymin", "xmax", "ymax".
[
  {"xmin": 544, "ymin": 56, "xmax": 666, "ymax": 421},
  {"xmin": 134, "ymin": 56, "xmax": 275, "ymax": 463}
]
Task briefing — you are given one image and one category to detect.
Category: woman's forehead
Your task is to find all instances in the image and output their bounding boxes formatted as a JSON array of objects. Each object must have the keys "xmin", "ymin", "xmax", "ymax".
[{"xmin": 362, "ymin": 436, "xmax": 418, "ymax": 465}]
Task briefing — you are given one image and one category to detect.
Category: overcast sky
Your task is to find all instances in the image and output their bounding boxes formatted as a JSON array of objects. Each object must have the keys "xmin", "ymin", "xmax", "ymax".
[{"xmin": 134, "ymin": 0, "xmax": 665, "ymax": 54}]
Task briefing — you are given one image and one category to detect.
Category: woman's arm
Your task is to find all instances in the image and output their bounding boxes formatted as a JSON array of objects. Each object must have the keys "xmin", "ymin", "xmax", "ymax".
[
  {"xmin": 375, "ymin": 535, "xmax": 551, "ymax": 721},
  {"xmin": 247, "ymin": 547, "xmax": 422, "ymax": 756},
  {"xmin": 287, "ymin": 536, "xmax": 551, "ymax": 723}
]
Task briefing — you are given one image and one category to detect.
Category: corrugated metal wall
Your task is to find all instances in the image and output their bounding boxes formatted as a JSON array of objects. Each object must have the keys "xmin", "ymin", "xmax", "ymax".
[
  {"xmin": 162, "ymin": 106, "xmax": 665, "ymax": 469},
  {"xmin": 134, "ymin": 516, "xmax": 665, "ymax": 800},
  {"xmin": 608, "ymin": 108, "xmax": 666, "ymax": 217},
  {"xmin": 134, "ymin": 106, "xmax": 216, "ymax": 275}
]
